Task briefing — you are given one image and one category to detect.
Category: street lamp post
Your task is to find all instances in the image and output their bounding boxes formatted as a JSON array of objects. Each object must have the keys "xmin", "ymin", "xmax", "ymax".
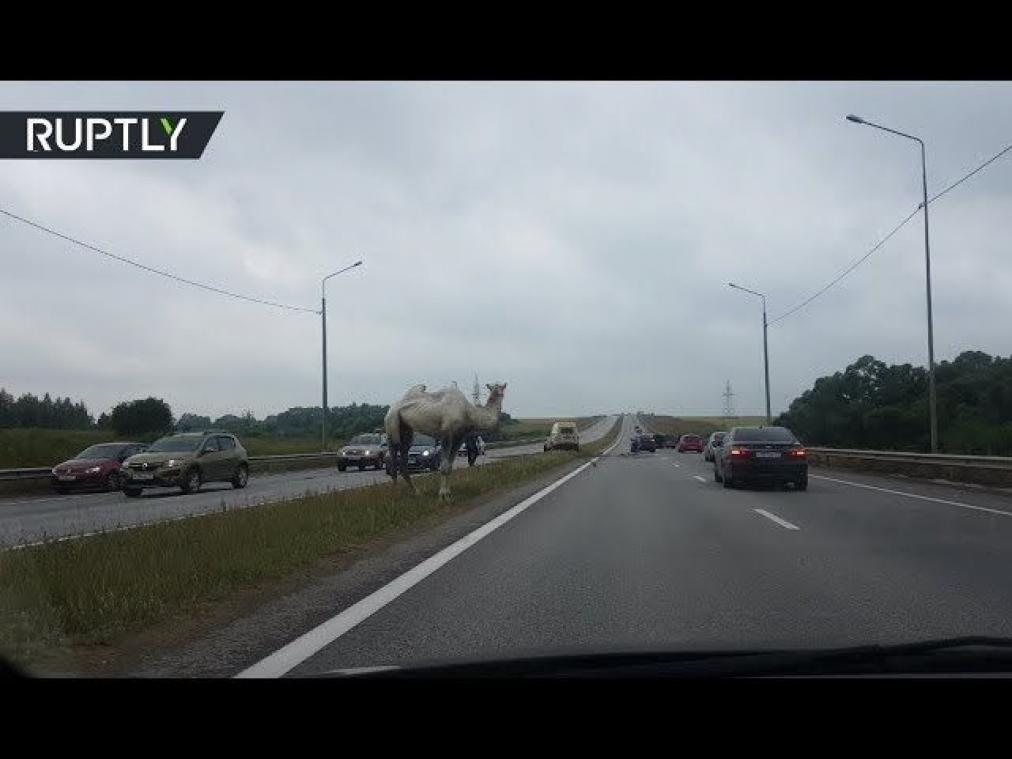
[
  {"xmin": 320, "ymin": 260, "xmax": 363, "ymax": 450},
  {"xmin": 728, "ymin": 282, "xmax": 771, "ymax": 424},
  {"xmin": 846, "ymin": 114, "xmax": 938, "ymax": 453}
]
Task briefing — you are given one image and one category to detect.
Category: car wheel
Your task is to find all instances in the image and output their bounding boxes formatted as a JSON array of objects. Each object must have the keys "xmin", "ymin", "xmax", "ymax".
[
  {"xmin": 337, "ymin": 462, "xmax": 347, "ymax": 472},
  {"xmin": 105, "ymin": 472, "xmax": 121, "ymax": 492},
  {"xmin": 795, "ymin": 475, "xmax": 808, "ymax": 491},
  {"xmin": 231, "ymin": 464, "xmax": 249, "ymax": 489},
  {"xmin": 713, "ymin": 466, "xmax": 721, "ymax": 482},
  {"xmin": 543, "ymin": 444, "xmax": 549, "ymax": 452},
  {"xmin": 358, "ymin": 463, "xmax": 366, "ymax": 471},
  {"xmin": 123, "ymin": 487, "xmax": 142, "ymax": 498},
  {"xmin": 55, "ymin": 485, "xmax": 70, "ymax": 495},
  {"xmin": 180, "ymin": 468, "xmax": 202, "ymax": 495},
  {"xmin": 722, "ymin": 467, "xmax": 734, "ymax": 489}
]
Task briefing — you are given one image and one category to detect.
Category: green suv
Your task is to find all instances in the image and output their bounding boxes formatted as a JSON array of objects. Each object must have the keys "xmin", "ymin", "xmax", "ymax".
[{"xmin": 121, "ymin": 431, "xmax": 249, "ymax": 497}]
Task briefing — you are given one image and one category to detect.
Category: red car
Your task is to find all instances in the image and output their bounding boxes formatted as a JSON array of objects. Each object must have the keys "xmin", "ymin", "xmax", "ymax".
[
  {"xmin": 51, "ymin": 441, "xmax": 147, "ymax": 493},
  {"xmin": 676, "ymin": 434, "xmax": 704, "ymax": 453}
]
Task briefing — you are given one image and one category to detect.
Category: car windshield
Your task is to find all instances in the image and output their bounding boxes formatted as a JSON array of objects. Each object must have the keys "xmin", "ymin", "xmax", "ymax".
[
  {"xmin": 733, "ymin": 427, "xmax": 797, "ymax": 443},
  {"xmin": 74, "ymin": 444, "xmax": 125, "ymax": 460},
  {"xmin": 8, "ymin": 80, "xmax": 1012, "ymax": 680},
  {"xmin": 350, "ymin": 434, "xmax": 382, "ymax": 445},
  {"xmin": 146, "ymin": 436, "xmax": 202, "ymax": 453}
]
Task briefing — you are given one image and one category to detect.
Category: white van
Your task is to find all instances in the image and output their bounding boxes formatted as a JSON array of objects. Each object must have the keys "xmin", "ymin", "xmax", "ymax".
[{"xmin": 545, "ymin": 421, "xmax": 579, "ymax": 451}]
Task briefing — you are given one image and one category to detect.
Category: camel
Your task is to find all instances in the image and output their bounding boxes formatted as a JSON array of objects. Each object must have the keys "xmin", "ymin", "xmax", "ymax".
[{"xmin": 385, "ymin": 381, "xmax": 507, "ymax": 500}]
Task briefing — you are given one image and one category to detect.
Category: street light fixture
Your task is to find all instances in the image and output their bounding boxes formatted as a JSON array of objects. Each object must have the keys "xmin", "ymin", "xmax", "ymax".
[
  {"xmin": 846, "ymin": 114, "xmax": 938, "ymax": 453},
  {"xmin": 728, "ymin": 281, "xmax": 771, "ymax": 424},
  {"xmin": 321, "ymin": 260, "xmax": 363, "ymax": 450}
]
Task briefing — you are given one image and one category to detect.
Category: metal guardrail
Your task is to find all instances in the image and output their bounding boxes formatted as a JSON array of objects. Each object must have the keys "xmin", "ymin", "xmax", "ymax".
[
  {"xmin": 807, "ymin": 447, "xmax": 1012, "ymax": 468},
  {"xmin": 806, "ymin": 446, "xmax": 1012, "ymax": 487}
]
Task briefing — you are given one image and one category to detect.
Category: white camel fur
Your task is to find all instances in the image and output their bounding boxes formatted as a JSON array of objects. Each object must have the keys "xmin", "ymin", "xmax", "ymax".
[{"xmin": 385, "ymin": 382, "xmax": 508, "ymax": 500}]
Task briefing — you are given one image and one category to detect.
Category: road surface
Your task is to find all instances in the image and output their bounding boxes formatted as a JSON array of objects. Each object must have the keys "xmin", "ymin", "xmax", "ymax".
[
  {"xmin": 245, "ymin": 413, "xmax": 1012, "ymax": 676},
  {"xmin": 0, "ymin": 415, "xmax": 617, "ymax": 547}
]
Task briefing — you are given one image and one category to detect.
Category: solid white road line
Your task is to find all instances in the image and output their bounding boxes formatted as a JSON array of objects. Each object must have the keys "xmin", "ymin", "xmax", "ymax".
[
  {"xmin": 693, "ymin": 475, "xmax": 707, "ymax": 482},
  {"xmin": 672, "ymin": 462, "xmax": 680, "ymax": 467},
  {"xmin": 811, "ymin": 474, "xmax": 1012, "ymax": 518},
  {"xmin": 236, "ymin": 434, "xmax": 624, "ymax": 679},
  {"xmin": 753, "ymin": 508, "xmax": 800, "ymax": 530}
]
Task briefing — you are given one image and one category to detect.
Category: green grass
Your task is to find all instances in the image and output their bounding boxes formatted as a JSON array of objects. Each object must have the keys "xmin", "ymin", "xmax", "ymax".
[
  {"xmin": 0, "ymin": 418, "xmax": 620, "ymax": 669},
  {"xmin": 492, "ymin": 416, "xmax": 604, "ymax": 443},
  {"xmin": 640, "ymin": 415, "xmax": 766, "ymax": 439}
]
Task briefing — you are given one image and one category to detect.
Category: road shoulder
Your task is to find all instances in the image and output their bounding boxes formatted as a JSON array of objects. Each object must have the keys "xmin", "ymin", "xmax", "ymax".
[{"xmin": 102, "ymin": 457, "xmax": 603, "ymax": 678}]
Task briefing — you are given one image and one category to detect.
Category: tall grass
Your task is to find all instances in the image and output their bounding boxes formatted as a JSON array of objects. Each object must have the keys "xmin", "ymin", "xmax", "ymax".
[{"xmin": 0, "ymin": 418, "xmax": 620, "ymax": 669}]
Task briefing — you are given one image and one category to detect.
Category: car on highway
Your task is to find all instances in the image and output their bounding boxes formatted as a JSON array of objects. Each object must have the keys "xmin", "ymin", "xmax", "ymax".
[
  {"xmin": 652, "ymin": 433, "xmax": 668, "ymax": 449},
  {"xmin": 457, "ymin": 435, "xmax": 486, "ymax": 458},
  {"xmin": 121, "ymin": 431, "xmax": 249, "ymax": 496},
  {"xmin": 338, "ymin": 433, "xmax": 388, "ymax": 471},
  {"xmin": 632, "ymin": 433, "xmax": 657, "ymax": 452},
  {"xmin": 676, "ymin": 434, "xmax": 704, "ymax": 453},
  {"xmin": 713, "ymin": 425, "xmax": 807, "ymax": 490},
  {"xmin": 703, "ymin": 431, "xmax": 726, "ymax": 461},
  {"xmin": 51, "ymin": 441, "xmax": 148, "ymax": 493},
  {"xmin": 545, "ymin": 421, "xmax": 579, "ymax": 451},
  {"xmin": 405, "ymin": 434, "xmax": 442, "ymax": 472}
]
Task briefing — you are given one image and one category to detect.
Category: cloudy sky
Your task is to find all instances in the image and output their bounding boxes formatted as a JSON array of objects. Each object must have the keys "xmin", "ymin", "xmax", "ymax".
[{"xmin": 2, "ymin": 82, "xmax": 1011, "ymax": 421}]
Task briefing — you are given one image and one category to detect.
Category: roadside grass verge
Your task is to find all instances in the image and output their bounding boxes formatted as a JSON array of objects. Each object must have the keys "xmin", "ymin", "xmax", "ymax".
[
  {"xmin": 641, "ymin": 414, "xmax": 766, "ymax": 440},
  {"xmin": 0, "ymin": 417, "xmax": 620, "ymax": 668}
]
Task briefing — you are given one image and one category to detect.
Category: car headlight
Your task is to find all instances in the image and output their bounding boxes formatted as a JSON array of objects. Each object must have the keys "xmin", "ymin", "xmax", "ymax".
[
  {"xmin": 51, "ymin": 467, "xmax": 59, "ymax": 475},
  {"xmin": 166, "ymin": 459, "xmax": 178, "ymax": 468},
  {"xmin": 86, "ymin": 466, "xmax": 101, "ymax": 474},
  {"xmin": 422, "ymin": 450, "xmax": 430, "ymax": 456},
  {"xmin": 364, "ymin": 450, "xmax": 372, "ymax": 456}
]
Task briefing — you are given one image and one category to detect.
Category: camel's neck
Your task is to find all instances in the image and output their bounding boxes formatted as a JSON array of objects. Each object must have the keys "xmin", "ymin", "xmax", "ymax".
[{"xmin": 469, "ymin": 396, "xmax": 502, "ymax": 430}]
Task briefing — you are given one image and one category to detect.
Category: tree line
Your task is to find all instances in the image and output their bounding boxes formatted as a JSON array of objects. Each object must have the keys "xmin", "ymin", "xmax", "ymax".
[{"xmin": 776, "ymin": 350, "xmax": 1012, "ymax": 455}]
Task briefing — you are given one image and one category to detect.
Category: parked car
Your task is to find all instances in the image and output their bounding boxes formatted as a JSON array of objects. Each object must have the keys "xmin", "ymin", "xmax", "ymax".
[
  {"xmin": 545, "ymin": 421, "xmax": 579, "ymax": 451},
  {"xmin": 405, "ymin": 434, "xmax": 442, "ymax": 472},
  {"xmin": 51, "ymin": 441, "xmax": 147, "ymax": 493},
  {"xmin": 713, "ymin": 426, "xmax": 807, "ymax": 490},
  {"xmin": 121, "ymin": 431, "xmax": 248, "ymax": 497},
  {"xmin": 338, "ymin": 433, "xmax": 388, "ymax": 471},
  {"xmin": 677, "ymin": 434, "xmax": 704, "ymax": 453},
  {"xmin": 703, "ymin": 431, "xmax": 727, "ymax": 461}
]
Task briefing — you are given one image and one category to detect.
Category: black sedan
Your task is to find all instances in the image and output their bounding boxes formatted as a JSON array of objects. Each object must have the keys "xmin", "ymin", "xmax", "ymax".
[{"xmin": 713, "ymin": 426, "xmax": 807, "ymax": 490}]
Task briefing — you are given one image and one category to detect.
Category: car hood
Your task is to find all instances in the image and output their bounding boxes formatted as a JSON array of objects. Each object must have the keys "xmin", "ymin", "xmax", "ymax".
[
  {"xmin": 126, "ymin": 451, "xmax": 196, "ymax": 465},
  {"xmin": 55, "ymin": 458, "xmax": 116, "ymax": 470}
]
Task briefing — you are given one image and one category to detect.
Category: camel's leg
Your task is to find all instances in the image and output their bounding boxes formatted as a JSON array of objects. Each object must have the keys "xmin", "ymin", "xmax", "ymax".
[
  {"xmin": 438, "ymin": 434, "xmax": 460, "ymax": 500},
  {"xmin": 399, "ymin": 423, "xmax": 419, "ymax": 495},
  {"xmin": 386, "ymin": 440, "xmax": 399, "ymax": 483}
]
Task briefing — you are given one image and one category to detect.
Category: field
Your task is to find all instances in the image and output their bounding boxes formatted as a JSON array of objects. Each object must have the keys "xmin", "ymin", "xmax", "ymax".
[
  {"xmin": 0, "ymin": 428, "xmax": 335, "ymax": 469},
  {"xmin": 492, "ymin": 416, "xmax": 603, "ymax": 443},
  {"xmin": 641, "ymin": 415, "xmax": 766, "ymax": 439},
  {"xmin": 0, "ymin": 418, "xmax": 620, "ymax": 670}
]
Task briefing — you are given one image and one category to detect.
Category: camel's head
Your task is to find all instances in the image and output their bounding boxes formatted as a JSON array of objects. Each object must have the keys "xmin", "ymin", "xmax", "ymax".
[{"xmin": 485, "ymin": 382, "xmax": 507, "ymax": 407}]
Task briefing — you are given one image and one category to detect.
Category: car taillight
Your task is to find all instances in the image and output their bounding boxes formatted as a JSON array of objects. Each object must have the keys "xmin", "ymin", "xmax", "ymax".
[
  {"xmin": 788, "ymin": 448, "xmax": 807, "ymax": 458},
  {"xmin": 730, "ymin": 448, "xmax": 748, "ymax": 456}
]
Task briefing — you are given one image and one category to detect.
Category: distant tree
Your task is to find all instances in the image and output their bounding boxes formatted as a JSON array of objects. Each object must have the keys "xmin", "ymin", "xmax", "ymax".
[
  {"xmin": 176, "ymin": 413, "xmax": 212, "ymax": 432},
  {"xmin": 110, "ymin": 398, "xmax": 174, "ymax": 436}
]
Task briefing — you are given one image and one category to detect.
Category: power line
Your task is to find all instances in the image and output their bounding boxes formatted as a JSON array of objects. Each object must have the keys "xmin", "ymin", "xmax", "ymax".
[
  {"xmin": 0, "ymin": 207, "xmax": 319, "ymax": 314},
  {"xmin": 769, "ymin": 138, "xmax": 1012, "ymax": 326},
  {"xmin": 768, "ymin": 208, "xmax": 920, "ymax": 325}
]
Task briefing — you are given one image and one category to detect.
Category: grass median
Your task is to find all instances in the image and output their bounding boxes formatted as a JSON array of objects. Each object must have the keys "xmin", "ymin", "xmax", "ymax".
[{"xmin": 0, "ymin": 418, "xmax": 620, "ymax": 669}]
